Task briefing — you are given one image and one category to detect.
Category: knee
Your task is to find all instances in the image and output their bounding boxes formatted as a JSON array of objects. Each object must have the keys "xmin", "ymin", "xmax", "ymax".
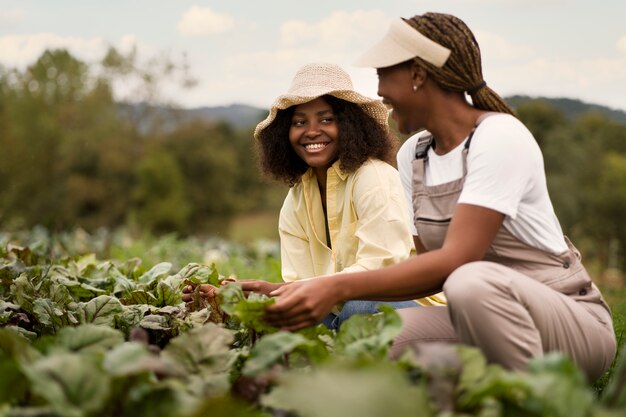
[{"xmin": 443, "ymin": 261, "xmax": 500, "ymax": 306}]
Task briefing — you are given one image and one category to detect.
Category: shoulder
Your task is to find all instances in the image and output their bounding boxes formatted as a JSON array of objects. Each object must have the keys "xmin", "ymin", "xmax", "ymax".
[
  {"xmin": 280, "ymin": 177, "xmax": 306, "ymax": 210},
  {"xmin": 349, "ymin": 159, "xmax": 404, "ymax": 198},
  {"xmin": 474, "ymin": 114, "xmax": 535, "ymax": 144},
  {"xmin": 352, "ymin": 158, "xmax": 398, "ymax": 180},
  {"xmin": 470, "ymin": 114, "xmax": 541, "ymax": 161}
]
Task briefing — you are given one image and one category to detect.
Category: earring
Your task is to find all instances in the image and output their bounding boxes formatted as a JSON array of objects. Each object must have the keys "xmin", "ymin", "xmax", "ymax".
[{"xmin": 412, "ymin": 85, "xmax": 419, "ymax": 92}]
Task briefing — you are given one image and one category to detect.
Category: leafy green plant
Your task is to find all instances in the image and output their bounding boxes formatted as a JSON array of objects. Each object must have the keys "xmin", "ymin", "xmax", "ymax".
[{"xmin": 1, "ymin": 233, "xmax": 625, "ymax": 417}]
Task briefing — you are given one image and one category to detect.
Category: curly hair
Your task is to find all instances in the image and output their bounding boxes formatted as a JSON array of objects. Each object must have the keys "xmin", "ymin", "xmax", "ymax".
[
  {"xmin": 256, "ymin": 95, "xmax": 398, "ymax": 186},
  {"xmin": 404, "ymin": 12, "xmax": 515, "ymax": 115}
]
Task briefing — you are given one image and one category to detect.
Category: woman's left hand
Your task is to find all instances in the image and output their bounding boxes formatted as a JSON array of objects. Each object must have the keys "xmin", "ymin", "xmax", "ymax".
[{"xmin": 264, "ymin": 276, "xmax": 340, "ymax": 331}]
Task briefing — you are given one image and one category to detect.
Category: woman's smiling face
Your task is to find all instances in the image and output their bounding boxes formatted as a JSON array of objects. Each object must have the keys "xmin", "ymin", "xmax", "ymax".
[{"xmin": 289, "ymin": 96, "xmax": 340, "ymax": 171}]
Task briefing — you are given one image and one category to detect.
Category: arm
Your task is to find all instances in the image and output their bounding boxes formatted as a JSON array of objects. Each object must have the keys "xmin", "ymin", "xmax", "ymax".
[{"xmin": 265, "ymin": 203, "xmax": 504, "ymax": 330}]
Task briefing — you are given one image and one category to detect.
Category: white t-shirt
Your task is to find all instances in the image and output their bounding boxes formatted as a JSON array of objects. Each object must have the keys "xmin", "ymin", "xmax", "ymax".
[{"xmin": 396, "ymin": 113, "xmax": 568, "ymax": 254}]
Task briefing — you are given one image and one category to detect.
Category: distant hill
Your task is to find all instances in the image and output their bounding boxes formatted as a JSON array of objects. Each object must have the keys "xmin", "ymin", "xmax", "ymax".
[
  {"xmin": 191, "ymin": 97, "xmax": 626, "ymax": 128},
  {"xmin": 184, "ymin": 104, "xmax": 267, "ymax": 130},
  {"xmin": 120, "ymin": 97, "xmax": 626, "ymax": 133},
  {"xmin": 117, "ymin": 103, "xmax": 267, "ymax": 133},
  {"xmin": 505, "ymin": 95, "xmax": 626, "ymax": 125}
]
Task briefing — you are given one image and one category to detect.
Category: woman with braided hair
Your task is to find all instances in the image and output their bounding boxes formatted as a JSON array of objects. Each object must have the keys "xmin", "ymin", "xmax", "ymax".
[{"xmin": 264, "ymin": 12, "xmax": 616, "ymax": 381}]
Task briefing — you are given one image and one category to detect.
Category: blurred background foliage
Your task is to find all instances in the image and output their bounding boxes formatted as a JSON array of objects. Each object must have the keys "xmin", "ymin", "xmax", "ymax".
[
  {"xmin": 0, "ymin": 48, "xmax": 287, "ymax": 241},
  {"xmin": 0, "ymin": 48, "xmax": 625, "ymax": 283}
]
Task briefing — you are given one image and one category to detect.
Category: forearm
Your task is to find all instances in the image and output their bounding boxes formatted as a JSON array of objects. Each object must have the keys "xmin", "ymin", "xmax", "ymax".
[{"xmin": 332, "ymin": 249, "xmax": 459, "ymax": 301}]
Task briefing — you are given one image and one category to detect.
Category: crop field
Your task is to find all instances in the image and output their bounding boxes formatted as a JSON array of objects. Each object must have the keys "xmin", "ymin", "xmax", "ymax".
[{"xmin": 1, "ymin": 228, "xmax": 625, "ymax": 417}]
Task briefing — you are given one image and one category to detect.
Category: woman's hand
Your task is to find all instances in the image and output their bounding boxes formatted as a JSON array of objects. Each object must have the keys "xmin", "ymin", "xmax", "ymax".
[
  {"xmin": 239, "ymin": 280, "xmax": 286, "ymax": 297},
  {"xmin": 182, "ymin": 284, "xmax": 217, "ymax": 308},
  {"xmin": 264, "ymin": 276, "xmax": 340, "ymax": 331}
]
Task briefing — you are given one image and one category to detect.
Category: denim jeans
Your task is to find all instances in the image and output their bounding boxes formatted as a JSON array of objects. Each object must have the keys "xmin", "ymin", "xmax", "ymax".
[{"xmin": 321, "ymin": 300, "xmax": 419, "ymax": 331}]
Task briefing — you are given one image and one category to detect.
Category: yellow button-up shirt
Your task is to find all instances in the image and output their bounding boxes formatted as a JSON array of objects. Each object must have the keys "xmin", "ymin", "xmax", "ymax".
[{"xmin": 279, "ymin": 158, "xmax": 445, "ymax": 307}]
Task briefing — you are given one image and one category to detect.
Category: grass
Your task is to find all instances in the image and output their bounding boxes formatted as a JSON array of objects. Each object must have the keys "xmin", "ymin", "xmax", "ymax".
[
  {"xmin": 594, "ymin": 282, "xmax": 626, "ymax": 394},
  {"xmin": 228, "ymin": 211, "xmax": 279, "ymax": 244}
]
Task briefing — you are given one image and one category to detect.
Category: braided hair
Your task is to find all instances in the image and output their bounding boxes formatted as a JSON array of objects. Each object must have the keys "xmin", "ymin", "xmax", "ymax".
[{"xmin": 404, "ymin": 12, "xmax": 515, "ymax": 115}]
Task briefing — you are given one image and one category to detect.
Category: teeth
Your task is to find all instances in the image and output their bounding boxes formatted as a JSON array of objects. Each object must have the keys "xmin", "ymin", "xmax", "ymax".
[{"xmin": 305, "ymin": 143, "xmax": 327, "ymax": 150}]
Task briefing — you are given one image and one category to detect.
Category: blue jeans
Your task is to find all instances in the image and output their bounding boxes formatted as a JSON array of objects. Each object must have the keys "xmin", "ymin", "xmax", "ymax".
[{"xmin": 321, "ymin": 300, "xmax": 419, "ymax": 331}]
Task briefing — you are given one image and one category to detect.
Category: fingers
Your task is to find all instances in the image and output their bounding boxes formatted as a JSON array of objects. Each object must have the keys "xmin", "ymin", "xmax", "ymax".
[
  {"xmin": 265, "ymin": 292, "xmax": 305, "ymax": 315},
  {"xmin": 265, "ymin": 310, "xmax": 320, "ymax": 330},
  {"xmin": 224, "ymin": 275, "xmax": 238, "ymax": 283},
  {"xmin": 269, "ymin": 285, "xmax": 287, "ymax": 297},
  {"xmin": 279, "ymin": 319, "xmax": 319, "ymax": 332},
  {"xmin": 181, "ymin": 284, "xmax": 217, "ymax": 303},
  {"xmin": 239, "ymin": 280, "xmax": 285, "ymax": 296}
]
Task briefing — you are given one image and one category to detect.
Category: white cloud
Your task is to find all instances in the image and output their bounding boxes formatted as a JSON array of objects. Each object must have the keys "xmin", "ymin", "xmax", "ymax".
[
  {"xmin": 476, "ymin": 30, "xmax": 535, "ymax": 64},
  {"xmin": 177, "ymin": 6, "xmax": 234, "ymax": 37},
  {"xmin": 0, "ymin": 33, "xmax": 146, "ymax": 69},
  {"xmin": 485, "ymin": 53, "xmax": 626, "ymax": 110},
  {"xmin": 458, "ymin": 0, "xmax": 561, "ymax": 5},
  {"xmin": 181, "ymin": 9, "xmax": 393, "ymax": 108},
  {"xmin": 0, "ymin": 33, "xmax": 109, "ymax": 68},
  {"xmin": 617, "ymin": 35, "xmax": 626, "ymax": 54},
  {"xmin": 0, "ymin": 8, "xmax": 25, "ymax": 23},
  {"xmin": 280, "ymin": 9, "xmax": 390, "ymax": 52}
]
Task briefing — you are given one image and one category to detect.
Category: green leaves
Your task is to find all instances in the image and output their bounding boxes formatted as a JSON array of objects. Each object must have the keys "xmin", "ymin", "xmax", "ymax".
[
  {"xmin": 243, "ymin": 332, "xmax": 309, "ymax": 377},
  {"xmin": 161, "ymin": 324, "xmax": 236, "ymax": 398},
  {"xmin": 1, "ymin": 238, "xmax": 625, "ymax": 417},
  {"xmin": 261, "ymin": 361, "xmax": 431, "ymax": 417},
  {"xmin": 78, "ymin": 295, "xmax": 124, "ymax": 326},
  {"xmin": 218, "ymin": 282, "xmax": 276, "ymax": 333},
  {"xmin": 22, "ymin": 352, "xmax": 111, "ymax": 417},
  {"xmin": 334, "ymin": 304, "xmax": 402, "ymax": 360},
  {"xmin": 51, "ymin": 324, "xmax": 125, "ymax": 354}
]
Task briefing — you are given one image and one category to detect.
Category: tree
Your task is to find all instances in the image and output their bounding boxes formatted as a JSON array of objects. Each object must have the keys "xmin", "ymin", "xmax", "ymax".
[{"xmin": 131, "ymin": 149, "xmax": 191, "ymax": 233}]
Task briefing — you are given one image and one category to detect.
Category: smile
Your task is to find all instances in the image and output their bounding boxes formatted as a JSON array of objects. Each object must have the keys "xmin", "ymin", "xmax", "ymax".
[{"xmin": 304, "ymin": 143, "xmax": 328, "ymax": 151}]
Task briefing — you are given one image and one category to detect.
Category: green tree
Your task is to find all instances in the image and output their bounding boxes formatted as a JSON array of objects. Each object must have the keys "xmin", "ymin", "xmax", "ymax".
[
  {"xmin": 595, "ymin": 152, "xmax": 626, "ymax": 268},
  {"xmin": 131, "ymin": 149, "xmax": 191, "ymax": 233},
  {"xmin": 516, "ymin": 100, "xmax": 567, "ymax": 147},
  {"xmin": 161, "ymin": 120, "xmax": 239, "ymax": 235}
]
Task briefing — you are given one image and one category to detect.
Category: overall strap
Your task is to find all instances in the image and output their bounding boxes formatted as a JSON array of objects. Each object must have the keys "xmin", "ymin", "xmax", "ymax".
[
  {"xmin": 414, "ymin": 134, "xmax": 435, "ymax": 160},
  {"xmin": 465, "ymin": 112, "xmax": 499, "ymax": 151}
]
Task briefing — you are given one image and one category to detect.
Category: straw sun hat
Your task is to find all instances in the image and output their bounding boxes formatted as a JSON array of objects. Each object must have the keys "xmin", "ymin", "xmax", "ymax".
[{"xmin": 254, "ymin": 63, "xmax": 389, "ymax": 140}]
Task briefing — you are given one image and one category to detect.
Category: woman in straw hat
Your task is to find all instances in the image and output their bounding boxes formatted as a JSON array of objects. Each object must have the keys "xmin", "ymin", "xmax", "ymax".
[
  {"xmin": 185, "ymin": 62, "xmax": 444, "ymax": 330},
  {"xmin": 263, "ymin": 14, "xmax": 616, "ymax": 380}
]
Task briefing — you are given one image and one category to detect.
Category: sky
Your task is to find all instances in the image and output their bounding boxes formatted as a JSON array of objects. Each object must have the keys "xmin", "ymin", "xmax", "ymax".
[{"xmin": 1, "ymin": 0, "xmax": 626, "ymax": 112}]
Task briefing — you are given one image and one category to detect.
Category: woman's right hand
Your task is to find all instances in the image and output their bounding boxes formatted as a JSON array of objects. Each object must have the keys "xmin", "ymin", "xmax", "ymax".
[
  {"xmin": 239, "ymin": 280, "xmax": 286, "ymax": 297},
  {"xmin": 182, "ymin": 284, "xmax": 218, "ymax": 309}
]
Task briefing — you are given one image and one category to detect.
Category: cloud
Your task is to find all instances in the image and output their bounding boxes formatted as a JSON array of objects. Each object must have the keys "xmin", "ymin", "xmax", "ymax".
[
  {"xmin": 0, "ymin": 33, "xmax": 144, "ymax": 69},
  {"xmin": 618, "ymin": 35, "xmax": 626, "ymax": 54},
  {"xmin": 459, "ymin": 0, "xmax": 561, "ymax": 5},
  {"xmin": 179, "ymin": 9, "xmax": 392, "ymax": 108},
  {"xmin": 0, "ymin": 33, "xmax": 108, "ymax": 68},
  {"xmin": 0, "ymin": 8, "xmax": 25, "ymax": 23},
  {"xmin": 475, "ymin": 30, "xmax": 536, "ymax": 63},
  {"xmin": 177, "ymin": 6, "xmax": 234, "ymax": 37},
  {"xmin": 280, "ymin": 9, "xmax": 390, "ymax": 52},
  {"xmin": 483, "ymin": 52, "xmax": 626, "ymax": 110}
]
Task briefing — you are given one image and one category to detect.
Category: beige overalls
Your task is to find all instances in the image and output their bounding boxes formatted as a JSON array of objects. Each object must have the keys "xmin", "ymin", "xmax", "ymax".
[{"xmin": 391, "ymin": 118, "xmax": 617, "ymax": 381}]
